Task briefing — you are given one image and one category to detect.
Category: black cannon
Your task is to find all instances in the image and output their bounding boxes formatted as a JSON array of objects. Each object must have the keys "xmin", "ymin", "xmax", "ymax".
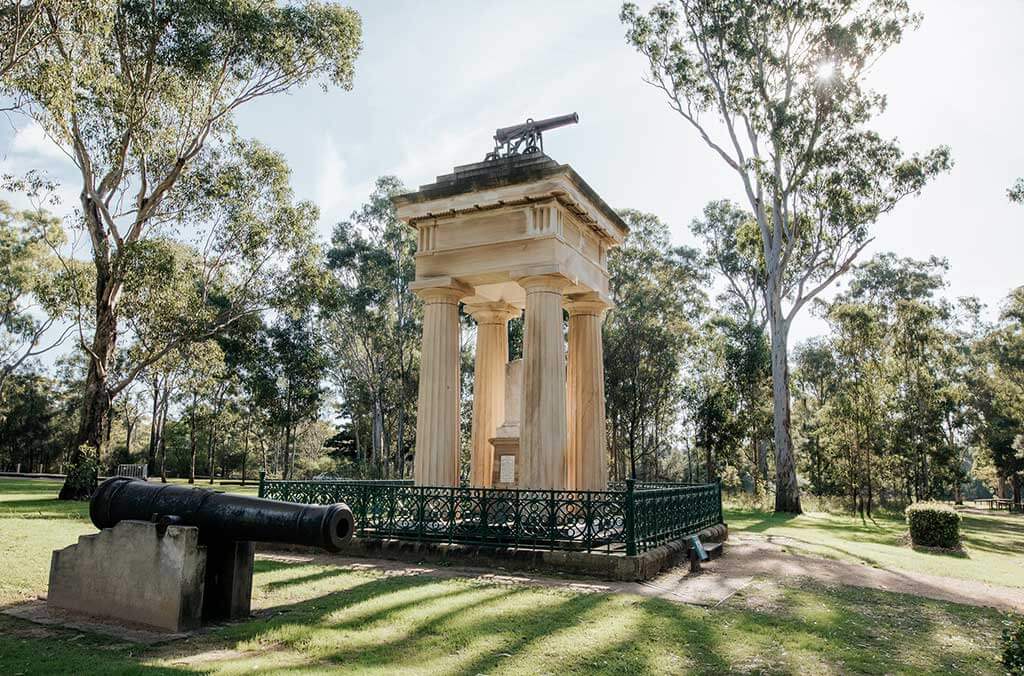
[
  {"xmin": 485, "ymin": 112, "xmax": 579, "ymax": 160},
  {"xmin": 89, "ymin": 477, "xmax": 354, "ymax": 621}
]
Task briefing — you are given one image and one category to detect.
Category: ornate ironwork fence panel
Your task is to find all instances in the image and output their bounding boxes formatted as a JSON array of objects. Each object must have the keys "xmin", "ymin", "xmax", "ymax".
[
  {"xmin": 631, "ymin": 481, "xmax": 723, "ymax": 553},
  {"xmin": 259, "ymin": 474, "xmax": 721, "ymax": 555}
]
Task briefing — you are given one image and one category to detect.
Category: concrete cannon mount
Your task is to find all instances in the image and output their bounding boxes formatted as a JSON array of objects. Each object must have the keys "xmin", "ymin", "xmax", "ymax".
[{"xmin": 47, "ymin": 520, "xmax": 253, "ymax": 633}]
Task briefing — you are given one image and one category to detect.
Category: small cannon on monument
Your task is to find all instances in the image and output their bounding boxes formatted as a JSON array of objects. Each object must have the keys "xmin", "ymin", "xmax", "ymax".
[
  {"xmin": 47, "ymin": 477, "xmax": 354, "ymax": 632},
  {"xmin": 485, "ymin": 112, "xmax": 579, "ymax": 160}
]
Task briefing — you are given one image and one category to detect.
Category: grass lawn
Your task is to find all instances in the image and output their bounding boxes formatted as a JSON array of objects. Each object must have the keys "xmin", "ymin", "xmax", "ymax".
[
  {"xmin": 0, "ymin": 478, "xmax": 1017, "ymax": 674},
  {"xmin": 725, "ymin": 503, "xmax": 1024, "ymax": 589}
]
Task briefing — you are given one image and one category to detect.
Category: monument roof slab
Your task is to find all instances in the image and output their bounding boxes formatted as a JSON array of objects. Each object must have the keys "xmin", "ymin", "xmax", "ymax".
[{"xmin": 393, "ymin": 154, "xmax": 629, "ymax": 244}]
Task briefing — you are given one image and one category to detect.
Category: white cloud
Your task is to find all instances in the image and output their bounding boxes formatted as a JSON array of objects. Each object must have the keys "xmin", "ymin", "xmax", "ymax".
[{"xmin": 10, "ymin": 121, "xmax": 68, "ymax": 162}]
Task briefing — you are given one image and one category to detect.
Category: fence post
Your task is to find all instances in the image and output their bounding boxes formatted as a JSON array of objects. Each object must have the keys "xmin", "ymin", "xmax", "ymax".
[
  {"xmin": 548, "ymin": 490, "xmax": 557, "ymax": 550},
  {"xmin": 624, "ymin": 478, "xmax": 637, "ymax": 556},
  {"xmin": 258, "ymin": 471, "xmax": 265, "ymax": 498},
  {"xmin": 716, "ymin": 478, "xmax": 723, "ymax": 525}
]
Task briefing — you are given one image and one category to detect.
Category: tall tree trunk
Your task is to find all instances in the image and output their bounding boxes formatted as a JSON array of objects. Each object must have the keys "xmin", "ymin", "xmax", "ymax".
[
  {"xmin": 371, "ymin": 397, "xmax": 383, "ymax": 473},
  {"xmin": 59, "ymin": 243, "xmax": 118, "ymax": 500},
  {"xmin": 282, "ymin": 382, "xmax": 293, "ymax": 479},
  {"xmin": 125, "ymin": 418, "xmax": 135, "ymax": 461},
  {"xmin": 768, "ymin": 308, "xmax": 801, "ymax": 513},
  {"xmin": 240, "ymin": 414, "xmax": 251, "ymax": 485},
  {"xmin": 188, "ymin": 392, "xmax": 198, "ymax": 484},
  {"xmin": 59, "ymin": 356, "xmax": 113, "ymax": 499},
  {"xmin": 206, "ymin": 421, "xmax": 216, "ymax": 485},
  {"xmin": 147, "ymin": 377, "xmax": 160, "ymax": 470}
]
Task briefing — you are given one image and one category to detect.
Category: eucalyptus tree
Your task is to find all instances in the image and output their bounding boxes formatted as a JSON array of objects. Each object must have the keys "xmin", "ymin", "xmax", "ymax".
[
  {"xmin": 1009, "ymin": 179, "xmax": 1024, "ymax": 203},
  {"xmin": 0, "ymin": 199, "xmax": 80, "ymax": 401},
  {"xmin": 844, "ymin": 253, "xmax": 955, "ymax": 500},
  {"xmin": 1, "ymin": 0, "xmax": 101, "ymax": 101},
  {"xmin": 262, "ymin": 315, "xmax": 328, "ymax": 480},
  {"xmin": 821, "ymin": 302, "xmax": 889, "ymax": 516},
  {"xmin": 324, "ymin": 177, "xmax": 419, "ymax": 478},
  {"xmin": 1, "ymin": 0, "xmax": 361, "ymax": 498},
  {"xmin": 691, "ymin": 200, "xmax": 765, "ymax": 326},
  {"xmin": 972, "ymin": 288, "xmax": 1024, "ymax": 506},
  {"xmin": 791, "ymin": 338, "xmax": 837, "ymax": 495},
  {"xmin": 622, "ymin": 0, "xmax": 950, "ymax": 512},
  {"xmin": 604, "ymin": 209, "xmax": 707, "ymax": 480}
]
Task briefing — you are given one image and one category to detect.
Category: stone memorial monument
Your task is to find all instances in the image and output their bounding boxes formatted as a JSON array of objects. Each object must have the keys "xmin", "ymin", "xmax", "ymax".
[{"xmin": 392, "ymin": 114, "xmax": 628, "ymax": 492}]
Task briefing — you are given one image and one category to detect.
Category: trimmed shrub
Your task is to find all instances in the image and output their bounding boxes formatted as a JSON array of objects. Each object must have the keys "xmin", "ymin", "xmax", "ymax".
[
  {"xmin": 1005, "ymin": 615, "xmax": 1024, "ymax": 675},
  {"xmin": 905, "ymin": 502, "xmax": 961, "ymax": 548}
]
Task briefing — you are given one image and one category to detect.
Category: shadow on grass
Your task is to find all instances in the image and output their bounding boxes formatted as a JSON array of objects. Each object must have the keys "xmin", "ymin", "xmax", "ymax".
[{"xmin": 0, "ymin": 564, "xmax": 1010, "ymax": 675}]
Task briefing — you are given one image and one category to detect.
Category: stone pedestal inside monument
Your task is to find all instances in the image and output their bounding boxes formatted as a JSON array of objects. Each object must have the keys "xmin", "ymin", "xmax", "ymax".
[
  {"xmin": 393, "ymin": 153, "xmax": 627, "ymax": 491},
  {"xmin": 48, "ymin": 520, "xmax": 206, "ymax": 632},
  {"xmin": 490, "ymin": 359, "xmax": 523, "ymax": 488}
]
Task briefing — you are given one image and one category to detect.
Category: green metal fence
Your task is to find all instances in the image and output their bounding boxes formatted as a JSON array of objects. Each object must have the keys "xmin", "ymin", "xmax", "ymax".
[{"xmin": 259, "ymin": 474, "xmax": 722, "ymax": 556}]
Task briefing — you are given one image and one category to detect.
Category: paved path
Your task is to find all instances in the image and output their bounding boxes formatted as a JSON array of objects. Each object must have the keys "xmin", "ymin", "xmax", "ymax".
[
  {"xmin": 697, "ymin": 532, "xmax": 1024, "ymax": 613},
  {"xmin": 260, "ymin": 534, "xmax": 1024, "ymax": 613}
]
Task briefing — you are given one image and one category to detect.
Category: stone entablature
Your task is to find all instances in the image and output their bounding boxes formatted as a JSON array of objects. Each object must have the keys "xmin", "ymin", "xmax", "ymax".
[{"xmin": 392, "ymin": 154, "xmax": 626, "ymax": 492}]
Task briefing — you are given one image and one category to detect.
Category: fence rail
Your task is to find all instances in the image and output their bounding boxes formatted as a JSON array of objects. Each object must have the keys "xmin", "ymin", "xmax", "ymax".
[{"xmin": 259, "ymin": 474, "xmax": 722, "ymax": 555}]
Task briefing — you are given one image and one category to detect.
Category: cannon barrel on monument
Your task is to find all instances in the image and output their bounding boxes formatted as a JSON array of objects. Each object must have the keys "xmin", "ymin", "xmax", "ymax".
[
  {"xmin": 90, "ymin": 476, "xmax": 354, "ymax": 552},
  {"xmin": 493, "ymin": 112, "xmax": 579, "ymax": 144}
]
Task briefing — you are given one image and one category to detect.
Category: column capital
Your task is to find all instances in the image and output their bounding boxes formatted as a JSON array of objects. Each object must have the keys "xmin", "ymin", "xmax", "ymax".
[
  {"xmin": 565, "ymin": 292, "xmax": 613, "ymax": 317},
  {"xmin": 411, "ymin": 276, "xmax": 472, "ymax": 304},
  {"xmin": 515, "ymin": 274, "xmax": 575, "ymax": 294},
  {"xmin": 511, "ymin": 264, "xmax": 576, "ymax": 295},
  {"xmin": 465, "ymin": 301, "xmax": 520, "ymax": 325}
]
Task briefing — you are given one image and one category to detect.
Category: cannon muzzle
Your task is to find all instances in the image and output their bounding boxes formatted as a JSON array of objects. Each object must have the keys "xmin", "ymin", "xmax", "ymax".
[
  {"xmin": 494, "ymin": 112, "xmax": 579, "ymax": 144},
  {"xmin": 90, "ymin": 477, "xmax": 354, "ymax": 552}
]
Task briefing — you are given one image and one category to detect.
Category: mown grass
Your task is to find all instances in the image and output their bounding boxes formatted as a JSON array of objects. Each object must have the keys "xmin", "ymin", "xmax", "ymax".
[
  {"xmin": 724, "ymin": 504, "xmax": 1024, "ymax": 589},
  {"xmin": 0, "ymin": 478, "xmax": 1016, "ymax": 674}
]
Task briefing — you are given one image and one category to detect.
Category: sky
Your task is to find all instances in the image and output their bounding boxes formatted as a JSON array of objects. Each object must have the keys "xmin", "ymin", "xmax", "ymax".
[{"xmin": 2, "ymin": 0, "xmax": 1022, "ymax": 346}]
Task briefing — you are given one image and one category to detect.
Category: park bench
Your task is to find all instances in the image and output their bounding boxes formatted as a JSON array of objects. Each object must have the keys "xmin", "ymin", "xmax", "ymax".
[{"xmin": 114, "ymin": 463, "xmax": 148, "ymax": 480}]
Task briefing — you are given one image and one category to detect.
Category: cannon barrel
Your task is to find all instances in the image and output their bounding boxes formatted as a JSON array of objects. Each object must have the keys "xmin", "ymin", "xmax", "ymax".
[
  {"xmin": 90, "ymin": 477, "xmax": 354, "ymax": 552},
  {"xmin": 494, "ymin": 112, "xmax": 579, "ymax": 144}
]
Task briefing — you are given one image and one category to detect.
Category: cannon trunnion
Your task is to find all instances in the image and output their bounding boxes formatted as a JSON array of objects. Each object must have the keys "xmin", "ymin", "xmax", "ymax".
[{"xmin": 87, "ymin": 477, "xmax": 354, "ymax": 624}]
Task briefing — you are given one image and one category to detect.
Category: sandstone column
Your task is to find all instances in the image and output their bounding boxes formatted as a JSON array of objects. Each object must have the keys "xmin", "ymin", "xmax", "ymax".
[
  {"xmin": 566, "ymin": 294, "xmax": 611, "ymax": 491},
  {"xmin": 413, "ymin": 281, "xmax": 469, "ymax": 486},
  {"xmin": 466, "ymin": 302, "xmax": 519, "ymax": 487},
  {"xmin": 518, "ymin": 275, "xmax": 571, "ymax": 490}
]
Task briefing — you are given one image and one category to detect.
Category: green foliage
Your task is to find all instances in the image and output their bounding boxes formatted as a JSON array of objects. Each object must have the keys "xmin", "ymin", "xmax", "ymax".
[
  {"xmin": 1009, "ymin": 178, "xmax": 1024, "ymax": 204},
  {"xmin": 324, "ymin": 176, "xmax": 419, "ymax": 479},
  {"xmin": 61, "ymin": 450, "xmax": 99, "ymax": 499},
  {"xmin": 789, "ymin": 253, "xmax": 975, "ymax": 512},
  {"xmin": 1, "ymin": 0, "xmax": 362, "ymax": 495},
  {"xmin": 605, "ymin": 209, "xmax": 707, "ymax": 480},
  {"xmin": 0, "ymin": 198, "xmax": 83, "ymax": 399},
  {"xmin": 622, "ymin": 0, "xmax": 951, "ymax": 513},
  {"xmin": 1004, "ymin": 615, "xmax": 1024, "ymax": 675},
  {"xmin": 905, "ymin": 502, "xmax": 961, "ymax": 549}
]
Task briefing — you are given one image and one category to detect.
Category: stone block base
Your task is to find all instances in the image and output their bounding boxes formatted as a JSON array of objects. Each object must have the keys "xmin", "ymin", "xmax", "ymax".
[
  {"xmin": 48, "ymin": 520, "xmax": 206, "ymax": 632},
  {"xmin": 274, "ymin": 523, "xmax": 728, "ymax": 582}
]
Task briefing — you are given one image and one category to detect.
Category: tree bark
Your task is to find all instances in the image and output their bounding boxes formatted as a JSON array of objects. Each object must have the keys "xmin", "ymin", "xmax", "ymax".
[
  {"xmin": 188, "ymin": 392, "xmax": 198, "ymax": 484},
  {"xmin": 58, "ymin": 202, "xmax": 119, "ymax": 500},
  {"xmin": 58, "ymin": 310, "xmax": 116, "ymax": 500},
  {"xmin": 769, "ymin": 308, "xmax": 802, "ymax": 513},
  {"xmin": 147, "ymin": 378, "xmax": 160, "ymax": 470}
]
